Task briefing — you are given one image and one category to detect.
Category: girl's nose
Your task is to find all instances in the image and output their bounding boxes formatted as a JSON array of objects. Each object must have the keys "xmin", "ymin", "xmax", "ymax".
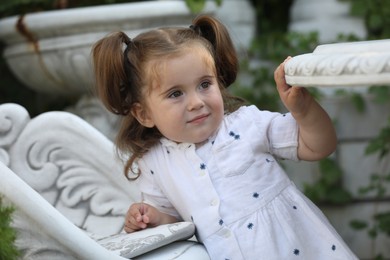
[{"xmin": 187, "ymin": 92, "xmax": 204, "ymax": 110}]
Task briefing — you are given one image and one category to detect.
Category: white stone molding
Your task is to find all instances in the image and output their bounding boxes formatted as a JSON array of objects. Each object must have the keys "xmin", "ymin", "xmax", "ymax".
[{"xmin": 284, "ymin": 39, "xmax": 390, "ymax": 87}]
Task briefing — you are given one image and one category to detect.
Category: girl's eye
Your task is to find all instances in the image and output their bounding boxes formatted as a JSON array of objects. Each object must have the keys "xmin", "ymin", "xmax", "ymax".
[
  {"xmin": 200, "ymin": 81, "xmax": 211, "ymax": 89},
  {"xmin": 168, "ymin": 90, "xmax": 183, "ymax": 98}
]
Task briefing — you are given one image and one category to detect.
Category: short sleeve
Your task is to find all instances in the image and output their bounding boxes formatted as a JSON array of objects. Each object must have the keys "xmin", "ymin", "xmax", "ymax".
[
  {"xmin": 136, "ymin": 158, "xmax": 181, "ymax": 219},
  {"xmin": 240, "ymin": 105, "xmax": 299, "ymax": 161},
  {"xmin": 268, "ymin": 113, "xmax": 299, "ymax": 161}
]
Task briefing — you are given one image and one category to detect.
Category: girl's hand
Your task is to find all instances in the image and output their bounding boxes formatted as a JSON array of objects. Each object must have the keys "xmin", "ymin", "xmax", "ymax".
[
  {"xmin": 124, "ymin": 202, "xmax": 177, "ymax": 233},
  {"xmin": 274, "ymin": 56, "xmax": 313, "ymax": 117}
]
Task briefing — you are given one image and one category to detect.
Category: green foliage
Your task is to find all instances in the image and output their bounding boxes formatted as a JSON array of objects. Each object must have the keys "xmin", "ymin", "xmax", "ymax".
[
  {"xmin": 368, "ymin": 85, "xmax": 390, "ymax": 104},
  {"xmin": 375, "ymin": 212, "xmax": 390, "ymax": 236},
  {"xmin": 249, "ymin": 0, "xmax": 293, "ymax": 35},
  {"xmin": 358, "ymin": 172, "xmax": 390, "ymax": 198},
  {"xmin": 350, "ymin": 219, "xmax": 368, "ymax": 230},
  {"xmin": 365, "ymin": 119, "xmax": 390, "ymax": 159},
  {"xmin": 185, "ymin": 0, "xmax": 222, "ymax": 14},
  {"xmin": 340, "ymin": 0, "xmax": 390, "ymax": 39},
  {"xmin": 347, "ymin": 85, "xmax": 390, "ymax": 249},
  {"xmin": 351, "ymin": 211, "xmax": 390, "ymax": 240},
  {"xmin": 303, "ymin": 158, "xmax": 352, "ymax": 205},
  {"xmin": 0, "ymin": 197, "xmax": 19, "ymax": 260},
  {"xmin": 251, "ymin": 31, "xmax": 319, "ymax": 63},
  {"xmin": 333, "ymin": 85, "xmax": 390, "ymax": 116},
  {"xmin": 333, "ymin": 89, "xmax": 366, "ymax": 113}
]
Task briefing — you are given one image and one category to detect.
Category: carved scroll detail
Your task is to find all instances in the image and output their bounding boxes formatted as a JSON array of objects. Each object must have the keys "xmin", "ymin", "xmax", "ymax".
[
  {"xmin": 285, "ymin": 39, "xmax": 390, "ymax": 86},
  {"xmin": 0, "ymin": 104, "xmax": 140, "ymax": 237}
]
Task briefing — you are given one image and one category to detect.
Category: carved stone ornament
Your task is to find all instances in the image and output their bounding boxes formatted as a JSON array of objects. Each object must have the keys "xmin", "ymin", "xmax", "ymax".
[{"xmin": 284, "ymin": 39, "xmax": 390, "ymax": 87}]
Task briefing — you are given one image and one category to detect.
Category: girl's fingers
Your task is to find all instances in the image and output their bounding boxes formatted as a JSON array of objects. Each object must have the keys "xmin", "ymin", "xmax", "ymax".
[
  {"xmin": 124, "ymin": 203, "xmax": 148, "ymax": 233},
  {"xmin": 274, "ymin": 64, "xmax": 289, "ymax": 92}
]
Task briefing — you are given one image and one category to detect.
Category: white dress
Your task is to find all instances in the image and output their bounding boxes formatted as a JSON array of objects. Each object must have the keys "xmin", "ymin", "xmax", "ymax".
[{"xmin": 136, "ymin": 105, "xmax": 357, "ymax": 260}]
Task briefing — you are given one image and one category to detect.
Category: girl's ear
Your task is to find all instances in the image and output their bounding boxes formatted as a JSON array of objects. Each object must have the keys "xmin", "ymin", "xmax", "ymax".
[{"xmin": 131, "ymin": 103, "xmax": 155, "ymax": 128}]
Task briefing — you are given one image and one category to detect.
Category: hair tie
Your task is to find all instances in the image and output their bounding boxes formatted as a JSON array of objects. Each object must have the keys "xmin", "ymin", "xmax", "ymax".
[
  {"xmin": 124, "ymin": 38, "xmax": 131, "ymax": 46},
  {"xmin": 189, "ymin": 24, "xmax": 199, "ymax": 32},
  {"xmin": 123, "ymin": 36, "xmax": 131, "ymax": 53},
  {"xmin": 122, "ymin": 36, "xmax": 132, "ymax": 100}
]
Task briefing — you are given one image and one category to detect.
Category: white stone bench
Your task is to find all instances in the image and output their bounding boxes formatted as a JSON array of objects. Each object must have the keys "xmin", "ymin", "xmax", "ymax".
[{"xmin": 0, "ymin": 103, "xmax": 209, "ymax": 259}]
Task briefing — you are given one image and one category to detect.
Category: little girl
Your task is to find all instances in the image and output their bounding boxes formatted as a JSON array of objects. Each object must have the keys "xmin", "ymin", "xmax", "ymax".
[{"xmin": 92, "ymin": 15, "xmax": 357, "ymax": 259}]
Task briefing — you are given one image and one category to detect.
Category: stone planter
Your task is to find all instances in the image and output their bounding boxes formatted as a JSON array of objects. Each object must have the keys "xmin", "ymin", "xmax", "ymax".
[{"xmin": 0, "ymin": 1, "xmax": 215, "ymax": 97}]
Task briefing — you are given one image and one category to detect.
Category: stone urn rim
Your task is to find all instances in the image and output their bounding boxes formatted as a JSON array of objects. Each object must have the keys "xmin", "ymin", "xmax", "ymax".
[
  {"xmin": 0, "ymin": 1, "xmax": 216, "ymax": 45},
  {"xmin": 0, "ymin": 0, "xmax": 216, "ymax": 96}
]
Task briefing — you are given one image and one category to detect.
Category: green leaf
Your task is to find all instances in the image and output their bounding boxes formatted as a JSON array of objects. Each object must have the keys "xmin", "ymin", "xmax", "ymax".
[
  {"xmin": 185, "ymin": 0, "xmax": 206, "ymax": 13},
  {"xmin": 214, "ymin": 0, "xmax": 222, "ymax": 6},
  {"xmin": 365, "ymin": 125, "xmax": 390, "ymax": 157},
  {"xmin": 368, "ymin": 86, "xmax": 390, "ymax": 104},
  {"xmin": 350, "ymin": 92, "xmax": 365, "ymax": 113},
  {"xmin": 368, "ymin": 228, "xmax": 378, "ymax": 238},
  {"xmin": 350, "ymin": 219, "xmax": 368, "ymax": 230},
  {"xmin": 326, "ymin": 188, "xmax": 352, "ymax": 204},
  {"xmin": 0, "ymin": 197, "xmax": 20, "ymax": 260},
  {"xmin": 319, "ymin": 158, "xmax": 343, "ymax": 186},
  {"xmin": 374, "ymin": 211, "xmax": 390, "ymax": 235}
]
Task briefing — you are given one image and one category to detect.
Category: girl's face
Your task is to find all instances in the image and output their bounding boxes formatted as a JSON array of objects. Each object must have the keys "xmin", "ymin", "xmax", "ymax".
[{"xmin": 132, "ymin": 47, "xmax": 224, "ymax": 144}]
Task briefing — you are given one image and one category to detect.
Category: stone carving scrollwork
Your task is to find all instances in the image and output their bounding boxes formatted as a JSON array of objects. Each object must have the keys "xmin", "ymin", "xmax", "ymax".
[
  {"xmin": 1, "ymin": 104, "xmax": 140, "ymax": 238},
  {"xmin": 0, "ymin": 104, "xmax": 30, "ymax": 166},
  {"xmin": 285, "ymin": 39, "xmax": 390, "ymax": 87}
]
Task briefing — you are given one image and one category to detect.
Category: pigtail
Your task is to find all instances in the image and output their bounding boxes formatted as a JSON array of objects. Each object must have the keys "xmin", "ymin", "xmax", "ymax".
[
  {"xmin": 92, "ymin": 32, "xmax": 132, "ymax": 115},
  {"xmin": 192, "ymin": 15, "xmax": 238, "ymax": 88}
]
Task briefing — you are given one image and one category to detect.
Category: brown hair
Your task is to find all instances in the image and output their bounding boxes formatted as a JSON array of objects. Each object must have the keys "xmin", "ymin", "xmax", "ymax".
[{"xmin": 92, "ymin": 14, "xmax": 246, "ymax": 179}]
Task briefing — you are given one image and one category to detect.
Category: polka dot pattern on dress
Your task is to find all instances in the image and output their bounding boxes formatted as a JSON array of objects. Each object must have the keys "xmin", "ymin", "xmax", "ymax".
[
  {"xmin": 200, "ymin": 163, "xmax": 206, "ymax": 170},
  {"xmin": 228, "ymin": 131, "xmax": 240, "ymax": 140}
]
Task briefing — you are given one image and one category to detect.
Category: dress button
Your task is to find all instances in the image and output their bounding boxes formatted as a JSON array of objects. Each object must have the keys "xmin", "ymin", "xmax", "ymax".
[
  {"xmin": 217, "ymin": 228, "xmax": 231, "ymax": 238},
  {"xmin": 210, "ymin": 199, "xmax": 218, "ymax": 206}
]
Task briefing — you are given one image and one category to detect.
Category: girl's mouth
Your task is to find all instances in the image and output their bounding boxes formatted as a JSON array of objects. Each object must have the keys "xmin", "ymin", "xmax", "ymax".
[{"xmin": 188, "ymin": 114, "xmax": 209, "ymax": 124}]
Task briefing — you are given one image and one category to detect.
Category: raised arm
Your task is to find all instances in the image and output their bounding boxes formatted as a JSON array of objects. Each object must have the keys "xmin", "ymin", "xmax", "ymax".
[{"xmin": 274, "ymin": 57, "xmax": 337, "ymax": 161}]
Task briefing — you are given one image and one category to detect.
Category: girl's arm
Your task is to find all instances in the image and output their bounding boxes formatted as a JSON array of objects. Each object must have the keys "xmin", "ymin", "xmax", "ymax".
[
  {"xmin": 124, "ymin": 202, "xmax": 178, "ymax": 233},
  {"xmin": 274, "ymin": 57, "xmax": 337, "ymax": 161}
]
